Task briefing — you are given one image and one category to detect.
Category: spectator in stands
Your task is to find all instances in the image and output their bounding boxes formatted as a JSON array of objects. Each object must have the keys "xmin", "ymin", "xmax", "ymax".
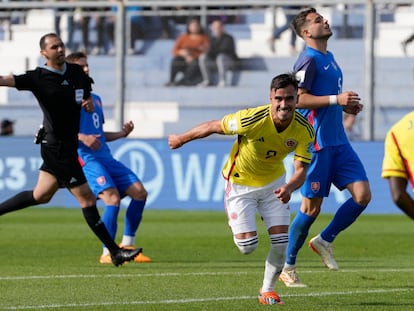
[
  {"xmin": 198, "ymin": 19, "xmax": 238, "ymax": 87},
  {"xmin": 165, "ymin": 17, "xmax": 209, "ymax": 86},
  {"xmin": 54, "ymin": 0, "xmax": 75, "ymax": 52},
  {"xmin": 0, "ymin": 118, "xmax": 14, "ymax": 136},
  {"xmin": 158, "ymin": 6, "xmax": 188, "ymax": 39},
  {"xmin": 106, "ymin": 4, "xmax": 149, "ymax": 55},
  {"xmin": 76, "ymin": 7, "xmax": 109, "ymax": 55},
  {"xmin": 382, "ymin": 110, "xmax": 414, "ymax": 220},
  {"xmin": 401, "ymin": 32, "xmax": 414, "ymax": 56},
  {"xmin": 268, "ymin": 6, "xmax": 302, "ymax": 55}
]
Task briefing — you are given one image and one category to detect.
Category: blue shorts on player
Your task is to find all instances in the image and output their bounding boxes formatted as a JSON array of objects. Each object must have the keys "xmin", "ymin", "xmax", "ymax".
[
  {"xmin": 301, "ymin": 143, "xmax": 368, "ymax": 198},
  {"xmin": 82, "ymin": 157, "xmax": 140, "ymax": 197}
]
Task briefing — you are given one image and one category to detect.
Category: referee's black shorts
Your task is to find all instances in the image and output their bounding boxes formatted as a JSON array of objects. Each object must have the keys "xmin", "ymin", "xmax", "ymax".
[{"xmin": 40, "ymin": 141, "xmax": 87, "ymax": 188}]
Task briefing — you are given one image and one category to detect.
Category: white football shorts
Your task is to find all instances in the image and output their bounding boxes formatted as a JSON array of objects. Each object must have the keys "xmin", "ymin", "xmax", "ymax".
[{"xmin": 224, "ymin": 175, "xmax": 291, "ymax": 235}]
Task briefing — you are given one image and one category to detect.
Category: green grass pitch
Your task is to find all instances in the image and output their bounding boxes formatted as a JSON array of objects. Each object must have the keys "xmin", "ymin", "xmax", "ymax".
[{"xmin": 1, "ymin": 208, "xmax": 413, "ymax": 310}]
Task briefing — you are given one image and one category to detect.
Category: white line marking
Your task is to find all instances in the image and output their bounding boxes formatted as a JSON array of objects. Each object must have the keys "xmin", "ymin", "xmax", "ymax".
[
  {"xmin": 1, "ymin": 268, "xmax": 414, "ymax": 281},
  {"xmin": 2, "ymin": 288, "xmax": 412, "ymax": 310},
  {"xmin": 2, "ymin": 269, "xmax": 414, "ymax": 309}
]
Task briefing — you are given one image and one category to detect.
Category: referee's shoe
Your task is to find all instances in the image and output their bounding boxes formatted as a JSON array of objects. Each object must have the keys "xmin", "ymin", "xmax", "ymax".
[{"xmin": 111, "ymin": 247, "xmax": 143, "ymax": 267}]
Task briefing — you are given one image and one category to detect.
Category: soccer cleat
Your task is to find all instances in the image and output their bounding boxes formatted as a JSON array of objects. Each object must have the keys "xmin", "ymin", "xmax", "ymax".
[
  {"xmin": 134, "ymin": 253, "xmax": 152, "ymax": 263},
  {"xmin": 99, "ymin": 254, "xmax": 112, "ymax": 264},
  {"xmin": 258, "ymin": 288, "xmax": 283, "ymax": 305},
  {"xmin": 279, "ymin": 268, "xmax": 307, "ymax": 287},
  {"xmin": 111, "ymin": 247, "xmax": 142, "ymax": 267},
  {"xmin": 309, "ymin": 234, "xmax": 339, "ymax": 271},
  {"xmin": 119, "ymin": 245, "xmax": 152, "ymax": 263}
]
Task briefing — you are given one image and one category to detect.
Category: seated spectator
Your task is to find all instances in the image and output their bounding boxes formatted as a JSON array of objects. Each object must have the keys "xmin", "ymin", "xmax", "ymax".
[
  {"xmin": 165, "ymin": 18, "xmax": 209, "ymax": 86},
  {"xmin": 198, "ymin": 19, "xmax": 238, "ymax": 87},
  {"xmin": 1, "ymin": 119, "xmax": 14, "ymax": 136}
]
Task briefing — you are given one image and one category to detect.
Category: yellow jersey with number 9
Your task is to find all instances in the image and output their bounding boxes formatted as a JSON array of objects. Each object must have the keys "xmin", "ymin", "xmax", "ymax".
[{"xmin": 221, "ymin": 104, "xmax": 315, "ymax": 187}]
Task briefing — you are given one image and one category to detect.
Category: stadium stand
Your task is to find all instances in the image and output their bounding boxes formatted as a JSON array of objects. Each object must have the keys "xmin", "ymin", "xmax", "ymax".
[{"xmin": 0, "ymin": 4, "xmax": 413, "ymax": 140}]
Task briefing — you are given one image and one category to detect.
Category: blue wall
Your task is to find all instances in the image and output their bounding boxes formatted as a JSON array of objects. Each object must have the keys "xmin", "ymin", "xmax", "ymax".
[{"xmin": 0, "ymin": 137, "xmax": 400, "ymax": 215}]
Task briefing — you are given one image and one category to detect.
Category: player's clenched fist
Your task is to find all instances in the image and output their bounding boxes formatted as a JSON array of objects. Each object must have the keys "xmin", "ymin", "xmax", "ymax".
[{"xmin": 168, "ymin": 134, "xmax": 183, "ymax": 149}]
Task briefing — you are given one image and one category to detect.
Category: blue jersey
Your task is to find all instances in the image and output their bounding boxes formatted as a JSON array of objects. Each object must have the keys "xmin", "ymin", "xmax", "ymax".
[
  {"xmin": 78, "ymin": 93, "xmax": 112, "ymax": 161},
  {"xmin": 78, "ymin": 93, "xmax": 139, "ymax": 196},
  {"xmin": 294, "ymin": 46, "xmax": 348, "ymax": 151}
]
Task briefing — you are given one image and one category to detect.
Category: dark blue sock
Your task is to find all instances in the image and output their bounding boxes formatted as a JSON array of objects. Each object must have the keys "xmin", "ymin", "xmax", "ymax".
[
  {"xmin": 286, "ymin": 211, "xmax": 316, "ymax": 265},
  {"xmin": 101, "ymin": 205, "xmax": 120, "ymax": 240},
  {"xmin": 321, "ymin": 198, "xmax": 366, "ymax": 243},
  {"xmin": 124, "ymin": 199, "xmax": 146, "ymax": 236}
]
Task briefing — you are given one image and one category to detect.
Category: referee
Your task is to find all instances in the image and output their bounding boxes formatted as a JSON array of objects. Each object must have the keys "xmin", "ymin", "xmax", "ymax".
[{"xmin": 0, "ymin": 33, "xmax": 141, "ymax": 266}]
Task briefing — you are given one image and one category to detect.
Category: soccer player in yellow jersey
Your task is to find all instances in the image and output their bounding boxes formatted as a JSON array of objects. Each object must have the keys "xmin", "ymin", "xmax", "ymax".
[
  {"xmin": 382, "ymin": 111, "xmax": 414, "ymax": 220},
  {"xmin": 168, "ymin": 72, "xmax": 315, "ymax": 305}
]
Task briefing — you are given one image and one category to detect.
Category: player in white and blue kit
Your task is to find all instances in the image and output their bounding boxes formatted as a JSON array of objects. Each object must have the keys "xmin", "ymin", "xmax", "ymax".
[
  {"xmin": 67, "ymin": 52, "xmax": 151, "ymax": 264},
  {"xmin": 278, "ymin": 8, "xmax": 371, "ymax": 287}
]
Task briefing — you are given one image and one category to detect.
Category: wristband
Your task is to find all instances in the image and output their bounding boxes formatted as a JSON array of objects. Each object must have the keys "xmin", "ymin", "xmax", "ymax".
[{"xmin": 329, "ymin": 95, "xmax": 337, "ymax": 105}]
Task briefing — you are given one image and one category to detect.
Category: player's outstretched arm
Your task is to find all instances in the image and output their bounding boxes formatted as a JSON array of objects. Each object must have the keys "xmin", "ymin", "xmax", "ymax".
[
  {"xmin": 105, "ymin": 121, "xmax": 134, "ymax": 142},
  {"xmin": 168, "ymin": 120, "xmax": 224, "ymax": 149}
]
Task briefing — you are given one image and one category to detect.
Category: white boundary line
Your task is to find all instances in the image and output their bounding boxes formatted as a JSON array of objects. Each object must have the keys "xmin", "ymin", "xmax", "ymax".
[
  {"xmin": 1, "ymin": 268, "xmax": 414, "ymax": 281},
  {"xmin": 2, "ymin": 288, "xmax": 413, "ymax": 310},
  {"xmin": 2, "ymin": 269, "xmax": 414, "ymax": 310}
]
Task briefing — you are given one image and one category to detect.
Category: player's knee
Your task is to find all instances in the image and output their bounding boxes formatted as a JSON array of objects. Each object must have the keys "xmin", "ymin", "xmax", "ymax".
[
  {"xmin": 233, "ymin": 235, "xmax": 258, "ymax": 254},
  {"xmin": 100, "ymin": 188, "xmax": 121, "ymax": 206}
]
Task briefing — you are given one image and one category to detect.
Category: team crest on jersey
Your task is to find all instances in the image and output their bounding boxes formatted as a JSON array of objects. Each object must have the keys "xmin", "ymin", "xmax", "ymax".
[
  {"xmin": 96, "ymin": 176, "xmax": 106, "ymax": 186},
  {"xmin": 311, "ymin": 182, "xmax": 320, "ymax": 193},
  {"xmin": 285, "ymin": 139, "xmax": 297, "ymax": 149}
]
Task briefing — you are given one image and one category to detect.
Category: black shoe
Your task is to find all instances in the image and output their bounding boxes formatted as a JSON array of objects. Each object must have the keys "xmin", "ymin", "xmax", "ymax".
[{"xmin": 111, "ymin": 247, "xmax": 142, "ymax": 267}]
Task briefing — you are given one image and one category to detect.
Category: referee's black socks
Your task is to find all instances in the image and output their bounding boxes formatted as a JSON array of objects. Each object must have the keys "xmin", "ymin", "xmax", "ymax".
[
  {"xmin": 81, "ymin": 205, "xmax": 119, "ymax": 254},
  {"xmin": 0, "ymin": 190, "xmax": 37, "ymax": 216}
]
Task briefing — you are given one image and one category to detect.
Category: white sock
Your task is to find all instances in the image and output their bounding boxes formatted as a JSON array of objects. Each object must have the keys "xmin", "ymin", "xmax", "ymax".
[
  {"xmin": 102, "ymin": 247, "xmax": 110, "ymax": 256},
  {"xmin": 261, "ymin": 233, "xmax": 288, "ymax": 292},
  {"xmin": 121, "ymin": 235, "xmax": 135, "ymax": 247}
]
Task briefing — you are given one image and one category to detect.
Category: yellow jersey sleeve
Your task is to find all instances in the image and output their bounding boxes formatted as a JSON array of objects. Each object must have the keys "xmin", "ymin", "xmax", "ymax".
[{"xmin": 381, "ymin": 111, "xmax": 414, "ymax": 190}]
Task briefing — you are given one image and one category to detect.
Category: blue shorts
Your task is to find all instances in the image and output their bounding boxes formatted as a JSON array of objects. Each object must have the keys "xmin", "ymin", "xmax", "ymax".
[
  {"xmin": 300, "ymin": 143, "xmax": 368, "ymax": 198},
  {"xmin": 82, "ymin": 157, "xmax": 140, "ymax": 197}
]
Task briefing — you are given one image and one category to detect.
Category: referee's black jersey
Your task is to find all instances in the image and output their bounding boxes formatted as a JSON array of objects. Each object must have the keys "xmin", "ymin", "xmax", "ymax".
[{"xmin": 14, "ymin": 62, "xmax": 92, "ymax": 146}]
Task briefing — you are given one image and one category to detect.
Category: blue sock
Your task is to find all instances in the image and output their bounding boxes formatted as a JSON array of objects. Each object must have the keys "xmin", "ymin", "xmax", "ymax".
[
  {"xmin": 286, "ymin": 211, "xmax": 316, "ymax": 265},
  {"xmin": 124, "ymin": 199, "xmax": 146, "ymax": 236},
  {"xmin": 321, "ymin": 198, "xmax": 366, "ymax": 243},
  {"xmin": 101, "ymin": 205, "xmax": 120, "ymax": 241}
]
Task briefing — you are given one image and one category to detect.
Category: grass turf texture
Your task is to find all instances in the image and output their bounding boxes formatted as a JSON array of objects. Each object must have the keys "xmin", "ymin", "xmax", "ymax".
[{"xmin": 0, "ymin": 208, "xmax": 414, "ymax": 310}]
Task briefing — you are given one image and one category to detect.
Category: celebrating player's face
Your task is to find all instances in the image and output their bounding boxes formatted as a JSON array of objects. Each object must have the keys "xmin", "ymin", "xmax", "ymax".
[{"xmin": 270, "ymin": 85, "xmax": 297, "ymax": 126}]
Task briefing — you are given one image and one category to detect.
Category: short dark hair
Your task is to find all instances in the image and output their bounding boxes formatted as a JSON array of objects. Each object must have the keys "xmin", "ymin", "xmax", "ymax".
[
  {"xmin": 270, "ymin": 72, "xmax": 298, "ymax": 91},
  {"xmin": 291, "ymin": 7, "xmax": 316, "ymax": 38},
  {"xmin": 66, "ymin": 51, "xmax": 87, "ymax": 63},
  {"xmin": 39, "ymin": 33, "xmax": 59, "ymax": 50}
]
